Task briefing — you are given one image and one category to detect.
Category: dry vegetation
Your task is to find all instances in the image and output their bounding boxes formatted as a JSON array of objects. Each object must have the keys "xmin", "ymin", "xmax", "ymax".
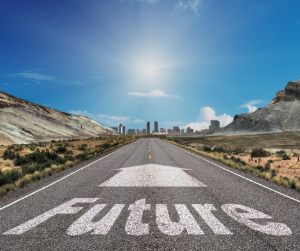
[
  {"xmin": 164, "ymin": 134, "xmax": 300, "ymax": 192},
  {"xmin": 0, "ymin": 135, "xmax": 137, "ymax": 197}
]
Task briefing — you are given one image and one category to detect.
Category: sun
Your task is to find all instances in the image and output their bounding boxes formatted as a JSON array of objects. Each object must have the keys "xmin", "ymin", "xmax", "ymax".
[{"xmin": 143, "ymin": 65, "xmax": 155, "ymax": 77}]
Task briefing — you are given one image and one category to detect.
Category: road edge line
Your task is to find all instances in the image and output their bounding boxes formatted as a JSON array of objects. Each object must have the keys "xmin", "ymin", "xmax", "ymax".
[
  {"xmin": 164, "ymin": 140, "xmax": 300, "ymax": 204},
  {"xmin": 0, "ymin": 141, "xmax": 138, "ymax": 211}
]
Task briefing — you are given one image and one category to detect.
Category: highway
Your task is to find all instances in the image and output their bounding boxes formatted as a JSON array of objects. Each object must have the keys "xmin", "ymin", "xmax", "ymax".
[{"xmin": 0, "ymin": 138, "xmax": 300, "ymax": 250}]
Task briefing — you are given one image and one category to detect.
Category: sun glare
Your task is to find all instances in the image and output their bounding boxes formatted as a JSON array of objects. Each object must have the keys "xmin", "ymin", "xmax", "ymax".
[{"xmin": 143, "ymin": 66, "xmax": 155, "ymax": 76}]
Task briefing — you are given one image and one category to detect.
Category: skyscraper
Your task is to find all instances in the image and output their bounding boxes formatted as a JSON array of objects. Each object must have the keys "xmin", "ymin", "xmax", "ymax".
[
  {"xmin": 147, "ymin": 122, "xmax": 150, "ymax": 134},
  {"xmin": 122, "ymin": 126, "xmax": 125, "ymax": 134},
  {"xmin": 210, "ymin": 120, "xmax": 220, "ymax": 131},
  {"xmin": 143, "ymin": 129, "xmax": 146, "ymax": 134},
  {"xmin": 173, "ymin": 126, "xmax": 180, "ymax": 133},
  {"xmin": 187, "ymin": 127, "xmax": 194, "ymax": 133},
  {"xmin": 119, "ymin": 124, "xmax": 122, "ymax": 134},
  {"xmin": 154, "ymin": 121, "xmax": 158, "ymax": 133}
]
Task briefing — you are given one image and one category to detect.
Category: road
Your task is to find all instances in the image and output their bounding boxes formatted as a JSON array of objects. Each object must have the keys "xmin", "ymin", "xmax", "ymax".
[{"xmin": 0, "ymin": 138, "xmax": 300, "ymax": 250}]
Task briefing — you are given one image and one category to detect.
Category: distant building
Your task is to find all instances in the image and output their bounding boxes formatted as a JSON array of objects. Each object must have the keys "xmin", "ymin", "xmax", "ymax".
[
  {"xmin": 187, "ymin": 127, "xmax": 194, "ymax": 133},
  {"xmin": 154, "ymin": 121, "xmax": 158, "ymax": 133},
  {"xmin": 122, "ymin": 126, "xmax": 125, "ymax": 134},
  {"xmin": 152, "ymin": 130, "xmax": 155, "ymax": 133},
  {"xmin": 167, "ymin": 129, "xmax": 172, "ymax": 134},
  {"xmin": 128, "ymin": 129, "xmax": 135, "ymax": 136},
  {"xmin": 143, "ymin": 129, "xmax": 146, "ymax": 134},
  {"xmin": 173, "ymin": 126, "xmax": 180, "ymax": 133},
  {"xmin": 160, "ymin": 128, "xmax": 165, "ymax": 133},
  {"xmin": 119, "ymin": 124, "xmax": 122, "ymax": 134},
  {"xmin": 201, "ymin": 129, "xmax": 210, "ymax": 134},
  {"xmin": 110, "ymin": 127, "xmax": 118, "ymax": 132},
  {"xmin": 136, "ymin": 129, "xmax": 139, "ymax": 135},
  {"xmin": 210, "ymin": 120, "xmax": 220, "ymax": 131},
  {"xmin": 147, "ymin": 122, "xmax": 150, "ymax": 134},
  {"xmin": 180, "ymin": 129, "xmax": 184, "ymax": 134}
]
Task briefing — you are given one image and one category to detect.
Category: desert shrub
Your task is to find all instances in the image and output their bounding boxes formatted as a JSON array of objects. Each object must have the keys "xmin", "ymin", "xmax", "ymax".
[
  {"xmin": 102, "ymin": 142, "xmax": 111, "ymax": 149},
  {"xmin": 65, "ymin": 161, "xmax": 74, "ymax": 168},
  {"xmin": 56, "ymin": 146, "xmax": 67, "ymax": 154},
  {"xmin": 15, "ymin": 174, "xmax": 33, "ymax": 188},
  {"xmin": 271, "ymin": 169, "xmax": 276, "ymax": 177},
  {"xmin": 264, "ymin": 162, "xmax": 271, "ymax": 171},
  {"xmin": 21, "ymin": 165, "xmax": 37, "ymax": 175},
  {"xmin": 282, "ymin": 154, "xmax": 291, "ymax": 160},
  {"xmin": 268, "ymin": 159, "xmax": 274, "ymax": 163},
  {"xmin": 14, "ymin": 149, "xmax": 58, "ymax": 166},
  {"xmin": 203, "ymin": 146, "xmax": 212, "ymax": 152},
  {"xmin": 64, "ymin": 155, "xmax": 74, "ymax": 161},
  {"xmin": 213, "ymin": 146, "xmax": 228, "ymax": 153},
  {"xmin": 77, "ymin": 144, "xmax": 87, "ymax": 151},
  {"xmin": 255, "ymin": 165, "xmax": 265, "ymax": 172},
  {"xmin": 230, "ymin": 156, "xmax": 246, "ymax": 165},
  {"xmin": 233, "ymin": 148, "xmax": 244, "ymax": 155},
  {"xmin": 51, "ymin": 140, "xmax": 56, "ymax": 143},
  {"xmin": 290, "ymin": 179, "xmax": 297, "ymax": 189},
  {"xmin": 276, "ymin": 150, "xmax": 286, "ymax": 157},
  {"xmin": 251, "ymin": 148, "xmax": 270, "ymax": 158},
  {"xmin": 14, "ymin": 145, "xmax": 23, "ymax": 152},
  {"xmin": 75, "ymin": 153, "xmax": 89, "ymax": 161},
  {"xmin": 65, "ymin": 150, "xmax": 73, "ymax": 155},
  {"xmin": 0, "ymin": 170, "xmax": 21, "ymax": 187},
  {"xmin": 223, "ymin": 155, "xmax": 228, "ymax": 160},
  {"xmin": 2, "ymin": 149, "xmax": 15, "ymax": 160},
  {"xmin": 7, "ymin": 145, "xmax": 15, "ymax": 150}
]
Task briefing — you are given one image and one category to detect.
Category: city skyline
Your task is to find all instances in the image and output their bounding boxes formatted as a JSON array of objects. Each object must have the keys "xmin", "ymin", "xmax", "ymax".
[{"xmin": 1, "ymin": 1, "xmax": 299, "ymax": 132}]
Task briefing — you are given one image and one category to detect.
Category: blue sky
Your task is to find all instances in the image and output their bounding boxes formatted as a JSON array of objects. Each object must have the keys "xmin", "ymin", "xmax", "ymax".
[{"xmin": 1, "ymin": 0, "xmax": 300, "ymax": 132}]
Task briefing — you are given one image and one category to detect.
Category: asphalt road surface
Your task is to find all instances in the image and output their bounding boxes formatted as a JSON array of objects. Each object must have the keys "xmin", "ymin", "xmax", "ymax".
[{"xmin": 0, "ymin": 138, "xmax": 300, "ymax": 250}]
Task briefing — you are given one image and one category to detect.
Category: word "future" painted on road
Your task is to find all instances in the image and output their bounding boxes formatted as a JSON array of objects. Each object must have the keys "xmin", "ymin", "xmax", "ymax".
[{"xmin": 4, "ymin": 198, "xmax": 291, "ymax": 236}]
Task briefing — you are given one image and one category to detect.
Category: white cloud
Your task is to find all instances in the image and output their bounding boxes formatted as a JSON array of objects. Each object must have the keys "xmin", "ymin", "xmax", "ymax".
[
  {"xmin": 127, "ymin": 89, "xmax": 180, "ymax": 99},
  {"xmin": 239, "ymin": 100, "xmax": 262, "ymax": 113},
  {"xmin": 181, "ymin": 107, "xmax": 233, "ymax": 131},
  {"xmin": 13, "ymin": 72, "xmax": 54, "ymax": 81},
  {"xmin": 134, "ymin": 119, "xmax": 145, "ymax": 123},
  {"xmin": 69, "ymin": 110, "xmax": 144, "ymax": 126},
  {"xmin": 175, "ymin": 0, "xmax": 202, "ymax": 14}
]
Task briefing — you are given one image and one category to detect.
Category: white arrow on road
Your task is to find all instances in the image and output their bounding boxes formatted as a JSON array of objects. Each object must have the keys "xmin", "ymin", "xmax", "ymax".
[{"xmin": 99, "ymin": 164, "xmax": 206, "ymax": 187}]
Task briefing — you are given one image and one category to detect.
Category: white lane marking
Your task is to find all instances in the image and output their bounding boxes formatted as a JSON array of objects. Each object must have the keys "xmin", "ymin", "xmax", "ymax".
[
  {"xmin": 125, "ymin": 198, "xmax": 150, "ymax": 235},
  {"xmin": 99, "ymin": 164, "xmax": 206, "ymax": 187},
  {"xmin": 4, "ymin": 198, "xmax": 98, "ymax": 235},
  {"xmin": 222, "ymin": 204, "xmax": 292, "ymax": 236},
  {"xmin": 165, "ymin": 141, "xmax": 300, "ymax": 204},
  {"xmin": 156, "ymin": 204, "xmax": 204, "ymax": 235},
  {"xmin": 192, "ymin": 204, "xmax": 232, "ymax": 235},
  {"xmin": 67, "ymin": 204, "xmax": 125, "ymax": 236},
  {"xmin": 0, "ymin": 141, "xmax": 139, "ymax": 212}
]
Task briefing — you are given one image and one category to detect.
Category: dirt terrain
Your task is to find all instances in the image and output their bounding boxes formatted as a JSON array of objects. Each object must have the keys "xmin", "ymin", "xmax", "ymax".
[
  {"xmin": 0, "ymin": 91, "xmax": 117, "ymax": 145},
  {"xmin": 168, "ymin": 131, "xmax": 300, "ymax": 180}
]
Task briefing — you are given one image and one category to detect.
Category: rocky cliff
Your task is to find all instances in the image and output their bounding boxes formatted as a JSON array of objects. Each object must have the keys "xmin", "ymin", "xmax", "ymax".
[
  {"xmin": 269, "ymin": 90, "xmax": 285, "ymax": 105},
  {"xmin": 212, "ymin": 79, "xmax": 300, "ymax": 136},
  {"xmin": 0, "ymin": 91, "xmax": 117, "ymax": 145}
]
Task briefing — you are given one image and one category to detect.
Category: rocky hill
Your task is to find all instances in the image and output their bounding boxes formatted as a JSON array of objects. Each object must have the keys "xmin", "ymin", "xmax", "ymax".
[
  {"xmin": 269, "ymin": 90, "xmax": 285, "ymax": 105},
  {"xmin": 0, "ymin": 91, "xmax": 117, "ymax": 145},
  {"xmin": 213, "ymin": 79, "xmax": 300, "ymax": 136}
]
